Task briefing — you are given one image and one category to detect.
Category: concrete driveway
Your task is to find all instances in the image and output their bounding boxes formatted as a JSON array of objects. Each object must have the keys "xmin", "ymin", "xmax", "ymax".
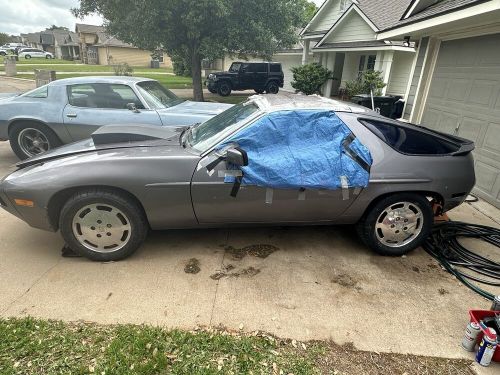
[{"xmin": 1, "ymin": 77, "xmax": 499, "ymax": 373}]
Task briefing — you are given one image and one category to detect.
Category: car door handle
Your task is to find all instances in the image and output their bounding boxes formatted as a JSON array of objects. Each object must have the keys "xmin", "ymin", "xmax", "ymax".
[{"xmin": 66, "ymin": 113, "xmax": 77, "ymax": 118}]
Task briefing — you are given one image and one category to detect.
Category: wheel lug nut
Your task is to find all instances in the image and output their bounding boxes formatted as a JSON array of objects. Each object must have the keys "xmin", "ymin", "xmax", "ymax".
[
  {"xmin": 106, "ymin": 232, "xmax": 111, "ymax": 236},
  {"xmin": 91, "ymin": 226, "xmax": 95, "ymax": 230},
  {"xmin": 107, "ymin": 224, "xmax": 112, "ymax": 228},
  {"xmin": 97, "ymin": 234, "xmax": 102, "ymax": 238},
  {"xmin": 97, "ymin": 220, "xmax": 102, "ymax": 224},
  {"xmin": 404, "ymin": 227, "xmax": 408, "ymax": 230}
]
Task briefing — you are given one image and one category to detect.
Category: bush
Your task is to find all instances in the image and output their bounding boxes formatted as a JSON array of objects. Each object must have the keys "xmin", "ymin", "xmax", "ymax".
[
  {"xmin": 344, "ymin": 70, "xmax": 386, "ymax": 97},
  {"xmin": 172, "ymin": 53, "xmax": 192, "ymax": 77},
  {"xmin": 112, "ymin": 62, "xmax": 133, "ymax": 76},
  {"xmin": 291, "ymin": 63, "xmax": 334, "ymax": 95}
]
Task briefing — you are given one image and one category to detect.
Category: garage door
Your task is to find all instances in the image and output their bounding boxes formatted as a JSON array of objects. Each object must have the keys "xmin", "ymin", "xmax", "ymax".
[
  {"xmin": 421, "ymin": 33, "xmax": 500, "ymax": 208},
  {"xmin": 275, "ymin": 55, "xmax": 302, "ymax": 92}
]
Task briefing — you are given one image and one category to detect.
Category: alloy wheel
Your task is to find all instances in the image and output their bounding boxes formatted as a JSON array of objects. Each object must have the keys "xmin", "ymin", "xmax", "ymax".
[
  {"xmin": 72, "ymin": 203, "xmax": 132, "ymax": 253},
  {"xmin": 18, "ymin": 127, "xmax": 50, "ymax": 157},
  {"xmin": 375, "ymin": 201, "xmax": 423, "ymax": 248}
]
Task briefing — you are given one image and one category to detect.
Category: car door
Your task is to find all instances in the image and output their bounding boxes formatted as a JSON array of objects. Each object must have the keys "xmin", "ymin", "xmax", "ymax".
[
  {"xmin": 238, "ymin": 63, "xmax": 255, "ymax": 89},
  {"xmin": 63, "ymin": 83, "xmax": 162, "ymax": 141},
  {"xmin": 190, "ymin": 111, "xmax": 361, "ymax": 224},
  {"xmin": 34, "ymin": 49, "xmax": 44, "ymax": 58}
]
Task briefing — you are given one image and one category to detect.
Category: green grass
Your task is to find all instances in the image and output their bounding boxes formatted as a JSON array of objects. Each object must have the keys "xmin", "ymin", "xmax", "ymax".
[
  {"xmin": 0, "ymin": 318, "xmax": 320, "ymax": 375},
  {"xmin": 0, "ymin": 57, "xmax": 76, "ymax": 65}
]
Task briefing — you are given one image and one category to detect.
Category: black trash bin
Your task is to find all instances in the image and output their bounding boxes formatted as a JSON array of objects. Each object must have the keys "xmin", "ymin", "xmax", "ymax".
[
  {"xmin": 351, "ymin": 94, "xmax": 404, "ymax": 119},
  {"xmin": 150, "ymin": 60, "xmax": 160, "ymax": 69}
]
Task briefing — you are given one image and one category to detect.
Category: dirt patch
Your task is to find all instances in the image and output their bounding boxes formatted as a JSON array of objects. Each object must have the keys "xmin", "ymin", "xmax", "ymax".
[
  {"xmin": 331, "ymin": 273, "xmax": 362, "ymax": 291},
  {"xmin": 184, "ymin": 258, "xmax": 201, "ymax": 274},
  {"xmin": 316, "ymin": 341, "xmax": 473, "ymax": 375},
  {"xmin": 210, "ymin": 266, "xmax": 261, "ymax": 280},
  {"xmin": 222, "ymin": 244, "xmax": 279, "ymax": 260}
]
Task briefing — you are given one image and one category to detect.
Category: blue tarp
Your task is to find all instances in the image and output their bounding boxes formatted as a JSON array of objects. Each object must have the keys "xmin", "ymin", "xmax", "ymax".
[{"xmin": 217, "ymin": 110, "xmax": 372, "ymax": 190}]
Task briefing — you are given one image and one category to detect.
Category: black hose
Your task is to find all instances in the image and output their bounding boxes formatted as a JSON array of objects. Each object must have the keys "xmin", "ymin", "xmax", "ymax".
[{"xmin": 423, "ymin": 221, "xmax": 500, "ymax": 300}]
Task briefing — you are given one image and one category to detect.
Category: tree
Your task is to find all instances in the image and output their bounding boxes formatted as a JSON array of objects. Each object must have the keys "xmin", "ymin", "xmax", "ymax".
[
  {"xmin": 302, "ymin": 1, "xmax": 317, "ymax": 26},
  {"xmin": 73, "ymin": 0, "xmax": 307, "ymax": 101},
  {"xmin": 0, "ymin": 32, "xmax": 9, "ymax": 46},
  {"xmin": 291, "ymin": 63, "xmax": 333, "ymax": 95},
  {"xmin": 47, "ymin": 25, "xmax": 70, "ymax": 31}
]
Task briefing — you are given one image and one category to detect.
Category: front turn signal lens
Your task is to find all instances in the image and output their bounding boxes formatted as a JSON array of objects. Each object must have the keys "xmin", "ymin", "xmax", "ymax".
[{"xmin": 14, "ymin": 199, "xmax": 34, "ymax": 207}]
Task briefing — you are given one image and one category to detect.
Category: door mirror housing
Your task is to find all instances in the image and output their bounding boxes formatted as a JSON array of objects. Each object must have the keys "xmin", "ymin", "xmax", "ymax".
[
  {"xmin": 127, "ymin": 103, "xmax": 140, "ymax": 113},
  {"xmin": 226, "ymin": 147, "xmax": 248, "ymax": 166}
]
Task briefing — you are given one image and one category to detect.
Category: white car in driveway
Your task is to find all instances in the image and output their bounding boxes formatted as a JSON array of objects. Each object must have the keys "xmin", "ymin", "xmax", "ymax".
[{"xmin": 18, "ymin": 48, "xmax": 54, "ymax": 59}]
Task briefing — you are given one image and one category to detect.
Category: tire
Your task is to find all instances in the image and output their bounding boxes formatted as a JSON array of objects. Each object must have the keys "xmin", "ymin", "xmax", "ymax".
[
  {"xmin": 45, "ymin": 55, "xmax": 51, "ymax": 59},
  {"xmin": 266, "ymin": 81, "xmax": 279, "ymax": 94},
  {"xmin": 9, "ymin": 122, "xmax": 62, "ymax": 160},
  {"xmin": 208, "ymin": 87, "xmax": 217, "ymax": 94},
  {"xmin": 25, "ymin": 55, "xmax": 31, "ymax": 59},
  {"xmin": 59, "ymin": 189, "xmax": 149, "ymax": 261},
  {"xmin": 254, "ymin": 89, "xmax": 265, "ymax": 94},
  {"xmin": 356, "ymin": 193, "xmax": 433, "ymax": 256},
  {"xmin": 217, "ymin": 81, "xmax": 232, "ymax": 97}
]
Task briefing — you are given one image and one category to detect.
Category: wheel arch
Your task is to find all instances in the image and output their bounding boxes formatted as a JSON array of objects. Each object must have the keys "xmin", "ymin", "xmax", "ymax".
[
  {"xmin": 8, "ymin": 118, "xmax": 54, "ymax": 137},
  {"xmin": 47, "ymin": 185, "xmax": 150, "ymax": 231},
  {"xmin": 360, "ymin": 190, "xmax": 444, "ymax": 221}
]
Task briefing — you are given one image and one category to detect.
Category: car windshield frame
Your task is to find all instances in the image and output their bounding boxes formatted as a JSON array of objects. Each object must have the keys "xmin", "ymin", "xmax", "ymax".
[
  {"xmin": 136, "ymin": 80, "xmax": 184, "ymax": 109},
  {"xmin": 184, "ymin": 102, "xmax": 261, "ymax": 153},
  {"xmin": 229, "ymin": 63, "xmax": 241, "ymax": 73}
]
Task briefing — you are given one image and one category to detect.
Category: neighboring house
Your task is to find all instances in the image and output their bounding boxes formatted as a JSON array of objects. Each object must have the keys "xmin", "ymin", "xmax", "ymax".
[
  {"xmin": 75, "ymin": 23, "xmax": 172, "ymax": 68},
  {"xmin": 20, "ymin": 30, "xmax": 80, "ymax": 60}
]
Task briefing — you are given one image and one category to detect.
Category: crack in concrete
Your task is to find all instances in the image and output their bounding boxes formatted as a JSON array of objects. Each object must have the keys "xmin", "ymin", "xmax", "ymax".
[
  {"xmin": 209, "ymin": 229, "xmax": 230, "ymax": 326},
  {"xmin": 0, "ymin": 258, "xmax": 62, "ymax": 315}
]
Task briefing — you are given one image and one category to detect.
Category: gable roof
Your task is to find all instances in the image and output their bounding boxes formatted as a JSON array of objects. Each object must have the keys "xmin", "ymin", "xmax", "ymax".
[
  {"xmin": 356, "ymin": 0, "xmax": 413, "ymax": 30},
  {"xmin": 75, "ymin": 23, "xmax": 105, "ymax": 34}
]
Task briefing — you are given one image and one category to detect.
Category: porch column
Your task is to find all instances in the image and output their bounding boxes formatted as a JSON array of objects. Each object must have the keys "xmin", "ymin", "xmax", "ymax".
[
  {"xmin": 302, "ymin": 39, "xmax": 310, "ymax": 65},
  {"xmin": 379, "ymin": 51, "xmax": 394, "ymax": 95},
  {"xmin": 374, "ymin": 50, "xmax": 384, "ymax": 71},
  {"xmin": 323, "ymin": 52, "xmax": 336, "ymax": 97}
]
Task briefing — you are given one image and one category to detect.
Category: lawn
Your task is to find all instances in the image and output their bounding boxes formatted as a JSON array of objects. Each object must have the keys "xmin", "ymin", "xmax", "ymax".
[
  {"xmin": 0, "ymin": 317, "xmax": 473, "ymax": 375},
  {"xmin": 0, "ymin": 57, "xmax": 191, "ymax": 89}
]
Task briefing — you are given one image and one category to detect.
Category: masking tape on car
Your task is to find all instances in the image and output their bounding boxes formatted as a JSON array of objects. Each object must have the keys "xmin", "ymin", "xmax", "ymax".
[
  {"xmin": 197, "ymin": 155, "xmax": 217, "ymax": 171},
  {"xmin": 341, "ymin": 176, "xmax": 349, "ymax": 201},
  {"xmin": 218, "ymin": 170, "xmax": 243, "ymax": 178},
  {"xmin": 265, "ymin": 188, "xmax": 274, "ymax": 204}
]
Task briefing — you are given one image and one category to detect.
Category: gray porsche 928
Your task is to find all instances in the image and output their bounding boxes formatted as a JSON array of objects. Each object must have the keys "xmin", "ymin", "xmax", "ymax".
[{"xmin": 0, "ymin": 93, "xmax": 475, "ymax": 261}]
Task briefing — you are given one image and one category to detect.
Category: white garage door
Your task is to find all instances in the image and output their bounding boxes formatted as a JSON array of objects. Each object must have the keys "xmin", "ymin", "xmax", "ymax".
[
  {"xmin": 422, "ymin": 33, "xmax": 500, "ymax": 208},
  {"xmin": 275, "ymin": 54, "xmax": 302, "ymax": 92}
]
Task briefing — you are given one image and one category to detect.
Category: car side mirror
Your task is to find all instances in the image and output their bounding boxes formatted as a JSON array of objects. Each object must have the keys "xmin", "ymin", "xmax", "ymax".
[
  {"xmin": 226, "ymin": 147, "xmax": 248, "ymax": 166},
  {"xmin": 127, "ymin": 103, "xmax": 140, "ymax": 113}
]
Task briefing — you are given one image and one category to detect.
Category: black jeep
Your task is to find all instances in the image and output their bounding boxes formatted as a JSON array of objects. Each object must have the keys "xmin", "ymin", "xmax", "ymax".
[{"xmin": 206, "ymin": 62, "xmax": 284, "ymax": 96}]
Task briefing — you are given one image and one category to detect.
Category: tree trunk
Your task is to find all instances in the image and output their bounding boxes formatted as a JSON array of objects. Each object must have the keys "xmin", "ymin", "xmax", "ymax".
[{"xmin": 191, "ymin": 48, "xmax": 204, "ymax": 102}]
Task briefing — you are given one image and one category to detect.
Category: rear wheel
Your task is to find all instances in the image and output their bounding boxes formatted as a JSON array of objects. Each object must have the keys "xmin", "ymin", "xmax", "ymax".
[
  {"xmin": 266, "ymin": 81, "xmax": 279, "ymax": 94},
  {"xmin": 59, "ymin": 189, "xmax": 149, "ymax": 261},
  {"xmin": 45, "ymin": 55, "xmax": 52, "ymax": 59},
  {"xmin": 9, "ymin": 122, "xmax": 62, "ymax": 160},
  {"xmin": 217, "ymin": 81, "xmax": 232, "ymax": 97},
  {"xmin": 356, "ymin": 193, "xmax": 433, "ymax": 256},
  {"xmin": 24, "ymin": 54, "xmax": 31, "ymax": 59}
]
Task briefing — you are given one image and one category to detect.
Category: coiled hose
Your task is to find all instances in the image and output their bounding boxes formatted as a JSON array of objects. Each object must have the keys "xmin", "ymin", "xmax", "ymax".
[{"xmin": 423, "ymin": 221, "xmax": 500, "ymax": 300}]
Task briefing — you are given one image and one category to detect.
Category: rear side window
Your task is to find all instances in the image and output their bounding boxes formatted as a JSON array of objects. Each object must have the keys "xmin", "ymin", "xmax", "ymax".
[
  {"xmin": 254, "ymin": 63, "xmax": 268, "ymax": 73},
  {"xmin": 68, "ymin": 83, "xmax": 142, "ymax": 109},
  {"xmin": 361, "ymin": 119, "xmax": 460, "ymax": 155},
  {"xmin": 270, "ymin": 64, "xmax": 281, "ymax": 72}
]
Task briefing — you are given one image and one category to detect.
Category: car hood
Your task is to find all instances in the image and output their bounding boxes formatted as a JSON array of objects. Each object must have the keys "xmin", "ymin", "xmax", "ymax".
[
  {"xmin": 16, "ymin": 125, "xmax": 184, "ymax": 169},
  {"xmin": 158, "ymin": 100, "xmax": 232, "ymax": 116}
]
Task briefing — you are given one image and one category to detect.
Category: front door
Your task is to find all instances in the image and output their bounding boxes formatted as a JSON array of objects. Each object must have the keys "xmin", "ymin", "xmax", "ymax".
[{"xmin": 63, "ymin": 82, "xmax": 162, "ymax": 141}]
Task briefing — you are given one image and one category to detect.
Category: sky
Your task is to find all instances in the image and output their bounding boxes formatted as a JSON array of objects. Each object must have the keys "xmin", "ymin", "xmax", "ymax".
[{"xmin": 0, "ymin": 0, "xmax": 326, "ymax": 36}]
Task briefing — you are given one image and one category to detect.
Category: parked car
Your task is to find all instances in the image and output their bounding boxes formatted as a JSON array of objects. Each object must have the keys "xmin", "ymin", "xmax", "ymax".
[
  {"xmin": 0, "ymin": 76, "xmax": 232, "ymax": 159},
  {"xmin": 206, "ymin": 62, "xmax": 284, "ymax": 96},
  {"xmin": 0, "ymin": 45, "xmax": 12, "ymax": 56},
  {"xmin": 18, "ymin": 48, "xmax": 54, "ymax": 59},
  {"xmin": 0, "ymin": 93, "xmax": 475, "ymax": 262}
]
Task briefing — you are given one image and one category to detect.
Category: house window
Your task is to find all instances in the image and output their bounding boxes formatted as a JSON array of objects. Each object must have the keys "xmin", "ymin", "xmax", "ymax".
[
  {"xmin": 367, "ymin": 55, "xmax": 376, "ymax": 71},
  {"xmin": 339, "ymin": 0, "xmax": 351, "ymax": 11},
  {"xmin": 358, "ymin": 54, "xmax": 377, "ymax": 77}
]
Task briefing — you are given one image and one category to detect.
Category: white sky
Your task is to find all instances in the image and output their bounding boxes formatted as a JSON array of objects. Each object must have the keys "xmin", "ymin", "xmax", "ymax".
[{"xmin": 0, "ymin": 0, "xmax": 327, "ymax": 36}]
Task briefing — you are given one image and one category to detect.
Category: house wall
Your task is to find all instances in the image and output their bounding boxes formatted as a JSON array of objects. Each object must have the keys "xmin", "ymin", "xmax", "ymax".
[
  {"xmin": 339, "ymin": 51, "xmax": 365, "ymax": 88},
  {"xmin": 386, "ymin": 51, "xmax": 414, "ymax": 97},
  {"xmin": 308, "ymin": 0, "xmax": 344, "ymax": 33},
  {"xmin": 324, "ymin": 11, "xmax": 377, "ymax": 43},
  {"xmin": 97, "ymin": 47, "xmax": 172, "ymax": 67}
]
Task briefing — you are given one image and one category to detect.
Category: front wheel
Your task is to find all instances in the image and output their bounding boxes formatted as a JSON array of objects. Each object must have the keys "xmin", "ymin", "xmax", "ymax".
[
  {"xmin": 217, "ymin": 81, "xmax": 232, "ymax": 97},
  {"xmin": 45, "ymin": 55, "xmax": 52, "ymax": 59},
  {"xmin": 9, "ymin": 122, "xmax": 62, "ymax": 160},
  {"xmin": 59, "ymin": 189, "xmax": 149, "ymax": 261},
  {"xmin": 356, "ymin": 193, "xmax": 433, "ymax": 256},
  {"xmin": 266, "ymin": 81, "xmax": 279, "ymax": 94},
  {"xmin": 24, "ymin": 55, "xmax": 31, "ymax": 59}
]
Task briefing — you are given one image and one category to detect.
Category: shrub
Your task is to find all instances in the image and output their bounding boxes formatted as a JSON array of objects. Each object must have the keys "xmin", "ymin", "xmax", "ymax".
[
  {"xmin": 172, "ymin": 53, "xmax": 192, "ymax": 77},
  {"xmin": 112, "ymin": 62, "xmax": 133, "ymax": 76},
  {"xmin": 344, "ymin": 70, "xmax": 386, "ymax": 97},
  {"xmin": 291, "ymin": 63, "xmax": 334, "ymax": 95}
]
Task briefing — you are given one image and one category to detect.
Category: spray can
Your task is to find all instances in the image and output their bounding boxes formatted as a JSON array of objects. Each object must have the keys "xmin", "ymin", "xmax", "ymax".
[
  {"xmin": 462, "ymin": 321, "xmax": 481, "ymax": 351},
  {"xmin": 475, "ymin": 328, "xmax": 497, "ymax": 367},
  {"xmin": 491, "ymin": 295, "xmax": 500, "ymax": 311}
]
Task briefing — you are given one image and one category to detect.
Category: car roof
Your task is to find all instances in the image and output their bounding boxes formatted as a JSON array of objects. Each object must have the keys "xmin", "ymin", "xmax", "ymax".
[
  {"xmin": 49, "ymin": 76, "xmax": 155, "ymax": 86},
  {"xmin": 250, "ymin": 92, "xmax": 373, "ymax": 114}
]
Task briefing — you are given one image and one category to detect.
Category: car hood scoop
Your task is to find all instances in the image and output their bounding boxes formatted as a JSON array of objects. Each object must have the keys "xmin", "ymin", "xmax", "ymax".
[{"xmin": 17, "ymin": 124, "xmax": 183, "ymax": 169}]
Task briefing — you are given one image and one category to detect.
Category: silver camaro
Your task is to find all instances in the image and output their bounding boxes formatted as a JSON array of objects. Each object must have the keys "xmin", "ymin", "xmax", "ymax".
[
  {"xmin": 0, "ymin": 76, "xmax": 231, "ymax": 159},
  {"xmin": 0, "ymin": 94, "xmax": 475, "ymax": 261}
]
